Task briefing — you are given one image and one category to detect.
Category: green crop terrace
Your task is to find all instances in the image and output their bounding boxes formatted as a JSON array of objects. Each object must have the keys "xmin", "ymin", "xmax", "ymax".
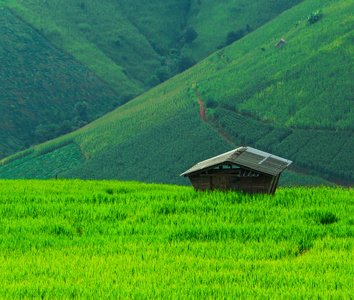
[{"xmin": 0, "ymin": 180, "xmax": 353, "ymax": 298}]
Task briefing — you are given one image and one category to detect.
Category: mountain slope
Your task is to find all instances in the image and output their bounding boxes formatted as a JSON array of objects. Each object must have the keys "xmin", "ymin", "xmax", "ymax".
[
  {"xmin": 183, "ymin": 0, "xmax": 304, "ymax": 61},
  {"xmin": 1, "ymin": 0, "xmax": 352, "ymax": 185},
  {"xmin": 0, "ymin": 0, "xmax": 305, "ymax": 159},
  {"xmin": 5, "ymin": 0, "xmax": 304, "ymax": 93},
  {"xmin": 0, "ymin": 9, "xmax": 119, "ymax": 159}
]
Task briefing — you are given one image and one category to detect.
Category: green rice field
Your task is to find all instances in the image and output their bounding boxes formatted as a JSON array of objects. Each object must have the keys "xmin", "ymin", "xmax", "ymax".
[{"xmin": 0, "ymin": 180, "xmax": 353, "ymax": 298}]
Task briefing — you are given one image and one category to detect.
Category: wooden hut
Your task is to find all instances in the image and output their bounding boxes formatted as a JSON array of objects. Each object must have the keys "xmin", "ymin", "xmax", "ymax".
[
  {"xmin": 275, "ymin": 38, "xmax": 287, "ymax": 47},
  {"xmin": 181, "ymin": 146, "xmax": 292, "ymax": 194}
]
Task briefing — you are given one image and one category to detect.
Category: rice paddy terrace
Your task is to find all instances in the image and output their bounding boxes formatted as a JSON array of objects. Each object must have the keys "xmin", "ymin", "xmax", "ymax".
[{"xmin": 0, "ymin": 180, "xmax": 353, "ymax": 298}]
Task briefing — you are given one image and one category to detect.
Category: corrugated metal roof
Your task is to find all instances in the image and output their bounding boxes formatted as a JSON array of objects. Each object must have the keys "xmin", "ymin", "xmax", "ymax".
[{"xmin": 181, "ymin": 146, "xmax": 292, "ymax": 177}]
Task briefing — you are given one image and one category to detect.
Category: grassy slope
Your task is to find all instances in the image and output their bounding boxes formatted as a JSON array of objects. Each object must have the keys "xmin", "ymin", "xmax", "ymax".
[
  {"xmin": 198, "ymin": 0, "xmax": 353, "ymax": 130},
  {"xmin": 0, "ymin": 0, "xmax": 352, "ymax": 185},
  {"xmin": 183, "ymin": 0, "xmax": 304, "ymax": 61},
  {"xmin": 62, "ymin": 109, "xmax": 233, "ymax": 185},
  {"xmin": 5, "ymin": 0, "xmax": 304, "ymax": 94},
  {"xmin": 4, "ymin": 0, "xmax": 188, "ymax": 96},
  {"xmin": 0, "ymin": 180, "xmax": 353, "ymax": 298},
  {"xmin": 193, "ymin": 0, "xmax": 353, "ymax": 181},
  {"xmin": 0, "ymin": 9, "xmax": 119, "ymax": 159},
  {"xmin": 0, "ymin": 0, "xmax": 304, "ymax": 159}
]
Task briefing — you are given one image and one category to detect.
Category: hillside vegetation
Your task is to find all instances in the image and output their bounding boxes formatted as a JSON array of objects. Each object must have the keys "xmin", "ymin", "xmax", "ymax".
[
  {"xmin": 0, "ymin": 0, "xmax": 304, "ymax": 158},
  {"xmin": 0, "ymin": 180, "xmax": 353, "ymax": 298},
  {"xmin": 4, "ymin": 0, "xmax": 304, "ymax": 92},
  {"xmin": 1, "ymin": 0, "xmax": 352, "ymax": 185},
  {"xmin": 0, "ymin": 9, "xmax": 119, "ymax": 159}
]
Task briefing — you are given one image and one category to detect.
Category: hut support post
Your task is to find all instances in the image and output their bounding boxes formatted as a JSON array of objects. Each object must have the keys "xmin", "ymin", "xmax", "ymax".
[{"xmin": 268, "ymin": 174, "xmax": 281, "ymax": 195}]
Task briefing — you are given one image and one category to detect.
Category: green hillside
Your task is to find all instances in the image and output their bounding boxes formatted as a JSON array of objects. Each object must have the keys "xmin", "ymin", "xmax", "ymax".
[
  {"xmin": 0, "ymin": 9, "xmax": 120, "ymax": 159},
  {"xmin": 1, "ymin": 0, "xmax": 353, "ymax": 185},
  {"xmin": 1, "ymin": 180, "xmax": 353, "ymax": 298},
  {"xmin": 4, "ymin": 0, "xmax": 304, "ymax": 91},
  {"xmin": 0, "ymin": 5, "xmax": 139, "ymax": 159},
  {"xmin": 0, "ymin": 0, "xmax": 304, "ymax": 160},
  {"xmin": 183, "ymin": 0, "xmax": 304, "ymax": 61}
]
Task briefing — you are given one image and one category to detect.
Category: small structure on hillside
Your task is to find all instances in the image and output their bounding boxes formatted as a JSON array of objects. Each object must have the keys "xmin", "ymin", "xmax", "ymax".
[
  {"xmin": 275, "ymin": 38, "xmax": 287, "ymax": 47},
  {"xmin": 181, "ymin": 146, "xmax": 292, "ymax": 194}
]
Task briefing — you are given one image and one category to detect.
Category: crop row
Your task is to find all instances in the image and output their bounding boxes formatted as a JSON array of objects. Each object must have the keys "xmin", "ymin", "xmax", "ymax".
[
  {"xmin": 196, "ymin": 0, "xmax": 353, "ymax": 131},
  {"xmin": 63, "ymin": 109, "xmax": 232, "ymax": 185},
  {"xmin": 211, "ymin": 108, "xmax": 353, "ymax": 182},
  {"xmin": 0, "ymin": 143, "xmax": 83, "ymax": 179}
]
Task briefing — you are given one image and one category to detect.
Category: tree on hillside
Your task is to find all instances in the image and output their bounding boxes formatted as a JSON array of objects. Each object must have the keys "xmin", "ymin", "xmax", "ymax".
[
  {"xmin": 59, "ymin": 120, "xmax": 73, "ymax": 135},
  {"xmin": 307, "ymin": 9, "xmax": 323, "ymax": 24},
  {"xmin": 34, "ymin": 124, "xmax": 59, "ymax": 143},
  {"xmin": 226, "ymin": 29, "xmax": 245, "ymax": 45},
  {"xmin": 183, "ymin": 27, "xmax": 198, "ymax": 44},
  {"xmin": 75, "ymin": 101, "xmax": 89, "ymax": 122},
  {"xmin": 156, "ymin": 67, "xmax": 170, "ymax": 83},
  {"xmin": 178, "ymin": 55, "xmax": 196, "ymax": 72}
]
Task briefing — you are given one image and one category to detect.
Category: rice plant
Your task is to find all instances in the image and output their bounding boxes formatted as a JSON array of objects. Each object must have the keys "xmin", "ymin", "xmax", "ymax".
[{"xmin": 0, "ymin": 180, "xmax": 353, "ymax": 298}]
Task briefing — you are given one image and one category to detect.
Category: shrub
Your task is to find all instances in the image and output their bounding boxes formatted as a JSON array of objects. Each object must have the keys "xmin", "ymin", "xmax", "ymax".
[
  {"xmin": 183, "ymin": 27, "xmax": 198, "ymax": 44},
  {"xmin": 35, "ymin": 124, "xmax": 60, "ymax": 143},
  {"xmin": 307, "ymin": 9, "xmax": 323, "ymax": 24},
  {"xmin": 205, "ymin": 97, "xmax": 217, "ymax": 108},
  {"xmin": 178, "ymin": 55, "xmax": 196, "ymax": 73},
  {"xmin": 146, "ymin": 75, "xmax": 160, "ymax": 87},
  {"xmin": 59, "ymin": 120, "xmax": 73, "ymax": 135},
  {"xmin": 149, "ymin": 39, "xmax": 163, "ymax": 55},
  {"xmin": 156, "ymin": 67, "xmax": 170, "ymax": 83},
  {"xmin": 75, "ymin": 101, "xmax": 89, "ymax": 122},
  {"xmin": 226, "ymin": 29, "xmax": 245, "ymax": 45}
]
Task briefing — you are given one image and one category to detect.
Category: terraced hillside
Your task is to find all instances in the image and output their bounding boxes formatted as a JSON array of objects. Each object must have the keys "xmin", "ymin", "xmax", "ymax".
[
  {"xmin": 0, "ymin": 0, "xmax": 304, "ymax": 158},
  {"xmin": 1, "ymin": 0, "xmax": 352, "ymax": 186}
]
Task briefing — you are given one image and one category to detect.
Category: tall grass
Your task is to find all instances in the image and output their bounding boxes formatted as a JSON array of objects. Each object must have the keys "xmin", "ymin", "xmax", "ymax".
[{"xmin": 0, "ymin": 180, "xmax": 353, "ymax": 298}]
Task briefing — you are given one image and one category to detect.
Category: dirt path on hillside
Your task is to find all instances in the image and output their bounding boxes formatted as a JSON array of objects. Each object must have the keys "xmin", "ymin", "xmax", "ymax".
[
  {"xmin": 195, "ymin": 91, "xmax": 235, "ymax": 146},
  {"xmin": 196, "ymin": 93, "xmax": 208, "ymax": 124},
  {"xmin": 194, "ymin": 92, "xmax": 344, "ymax": 186}
]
